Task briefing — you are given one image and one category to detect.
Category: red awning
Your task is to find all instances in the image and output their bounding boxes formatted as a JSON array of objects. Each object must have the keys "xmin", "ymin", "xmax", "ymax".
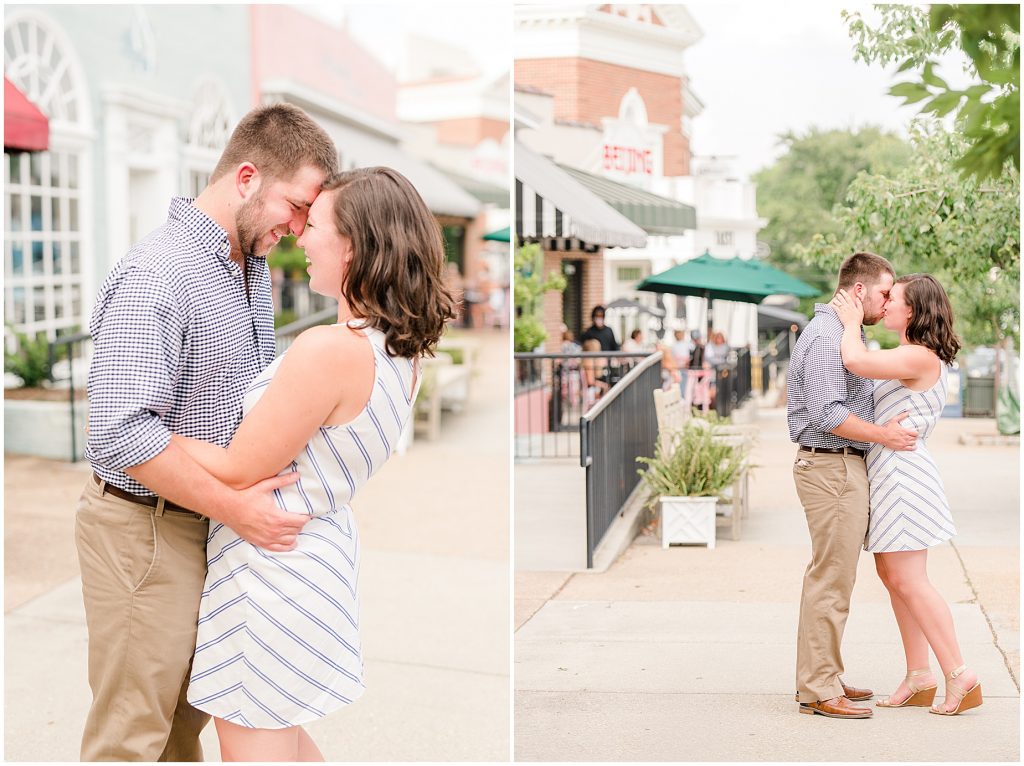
[{"xmin": 4, "ymin": 77, "xmax": 49, "ymax": 152}]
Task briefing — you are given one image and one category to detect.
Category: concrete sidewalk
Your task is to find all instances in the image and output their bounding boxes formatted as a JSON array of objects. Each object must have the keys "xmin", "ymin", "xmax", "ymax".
[
  {"xmin": 4, "ymin": 328, "xmax": 510, "ymax": 762},
  {"xmin": 514, "ymin": 404, "xmax": 1019, "ymax": 762}
]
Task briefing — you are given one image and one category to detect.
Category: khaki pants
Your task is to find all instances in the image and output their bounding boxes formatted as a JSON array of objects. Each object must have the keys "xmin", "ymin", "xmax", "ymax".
[
  {"xmin": 75, "ymin": 475, "xmax": 211, "ymax": 761},
  {"xmin": 793, "ymin": 449, "xmax": 869, "ymax": 703}
]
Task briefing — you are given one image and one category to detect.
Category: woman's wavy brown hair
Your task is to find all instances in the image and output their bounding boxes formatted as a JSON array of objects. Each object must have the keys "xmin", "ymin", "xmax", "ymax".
[
  {"xmin": 325, "ymin": 167, "xmax": 456, "ymax": 358},
  {"xmin": 896, "ymin": 273, "xmax": 961, "ymax": 364}
]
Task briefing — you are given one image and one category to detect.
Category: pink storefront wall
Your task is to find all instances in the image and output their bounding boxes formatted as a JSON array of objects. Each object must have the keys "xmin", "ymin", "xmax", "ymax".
[{"xmin": 249, "ymin": 6, "xmax": 397, "ymax": 123}]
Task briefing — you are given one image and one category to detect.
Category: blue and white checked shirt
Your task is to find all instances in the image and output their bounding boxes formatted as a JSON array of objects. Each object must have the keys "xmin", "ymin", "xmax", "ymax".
[
  {"xmin": 787, "ymin": 303, "xmax": 874, "ymax": 451},
  {"xmin": 87, "ymin": 197, "xmax": 276, "ymax": 496}
]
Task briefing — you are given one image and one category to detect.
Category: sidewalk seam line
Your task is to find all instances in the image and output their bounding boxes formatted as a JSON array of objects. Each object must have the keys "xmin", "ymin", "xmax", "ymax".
[
  {"xmin": 516, "ymin": 573, "xmax": 577, "ymax": 634},
  {"xmin": 950, "ymin": 539, "xmax": 1019, "ymax": 692}
]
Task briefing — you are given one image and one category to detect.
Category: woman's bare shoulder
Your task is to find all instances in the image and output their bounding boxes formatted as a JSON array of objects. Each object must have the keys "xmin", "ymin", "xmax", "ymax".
[{"xmin": 284, "ymin": 324, "xmax": 373, "ymax": 372}]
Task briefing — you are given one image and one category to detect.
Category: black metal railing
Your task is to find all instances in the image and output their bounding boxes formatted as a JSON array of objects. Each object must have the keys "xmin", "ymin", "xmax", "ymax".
[
  {"xmin": 274, "ymin": 276, "xmax": 335, "ymax": 321},
  {"xmin": 275, "ymin": 306, "xmax": 338, "ymax": 352},
  {"xmin": 714, "ymin": 347, "xmax": 753, "ymax": 418},
  {"xmin": 514, "ymin": 351, "xmax": 649, "ymax": 459},
  {"xmin": 759, "ymin": 329, "xmax": 796, "ymax": 395},
  {"xmin": 47, "ymin": 331, "xmax": 92, "ymax": 462},
  {"xmin": 580, "ymin": 353, "xmax": 661, "ymax": 568}
]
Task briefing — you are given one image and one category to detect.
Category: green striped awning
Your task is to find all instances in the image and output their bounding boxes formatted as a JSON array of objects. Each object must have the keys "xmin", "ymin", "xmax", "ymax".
[{"xmin": 557, "ymin": 164, "xmax": 697, "ymax": 236}]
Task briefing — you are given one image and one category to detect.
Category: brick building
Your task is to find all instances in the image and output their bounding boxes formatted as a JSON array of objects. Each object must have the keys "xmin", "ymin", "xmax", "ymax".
[
  {"xmin": 396, "ymin": 42, "xmax": 511, "ymax": 308},
  {"xmin": 515, "ymin": 4, "xmax": 768, "ymax": 348},
  {"xmin": 514, "ymin": 97, "xmax": 646, "ymax": 351}
]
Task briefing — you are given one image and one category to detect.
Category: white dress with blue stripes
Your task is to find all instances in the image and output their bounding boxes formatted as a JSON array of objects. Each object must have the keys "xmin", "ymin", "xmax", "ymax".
[
  {"xmin": 187, "ymin": 323, "xmax": 419, "ymax": 728},
  {"xmin": 865, "ymin": 362, "xmax": 956, "ymax": 552}
]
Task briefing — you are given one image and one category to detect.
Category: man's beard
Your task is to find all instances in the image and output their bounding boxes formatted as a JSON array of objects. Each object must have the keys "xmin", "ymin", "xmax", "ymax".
[
  {"xmin": 235, "ymin": 188, "xmax": 267, "ymax": 260},
  {"xmin": 862, "ymin": 304, "xmax": 884, "ymax": 325}
]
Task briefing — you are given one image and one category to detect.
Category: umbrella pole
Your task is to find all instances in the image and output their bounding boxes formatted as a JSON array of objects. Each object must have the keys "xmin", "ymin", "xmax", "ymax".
[{"xmin": 705, "ymin": 291, "xmax": 712, "ymax": 340}]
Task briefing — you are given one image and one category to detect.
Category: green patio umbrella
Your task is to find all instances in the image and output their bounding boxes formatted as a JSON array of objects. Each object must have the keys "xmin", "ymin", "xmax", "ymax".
[
  {"xmin": 636, "ymin": 251, "xmax": 818, "ymax": 336},
  {"xmin": 483, "ymin": 226, "xmax": 510, "ymax": 242}
]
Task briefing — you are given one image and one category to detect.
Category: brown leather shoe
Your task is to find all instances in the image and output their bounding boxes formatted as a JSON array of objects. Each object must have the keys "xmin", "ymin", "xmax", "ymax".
[
  {"xmin": 793, "ymin": 681, "xmax": 873, "ymax": 703},
  {"xmin": 841, "ymin": 680, "xmax": 873, "ymax": 701},
  {"xmin": 798, "ymin": 696, "xmax": 873, "ymax": 719}
]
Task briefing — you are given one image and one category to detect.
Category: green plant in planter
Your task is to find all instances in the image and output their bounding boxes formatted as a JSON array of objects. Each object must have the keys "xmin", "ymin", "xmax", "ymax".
[
  {"xmin": 4, "ymin": 327, "xmax": 61, "ymax": 388},
  {"xmin": 637, "ymin": 420, "xmax": 749, "ymax": 506}
]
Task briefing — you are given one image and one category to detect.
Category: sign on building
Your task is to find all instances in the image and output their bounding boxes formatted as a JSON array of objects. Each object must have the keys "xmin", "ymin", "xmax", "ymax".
[{"xmin": 598, "ymin": 88, "xmax": 666, "ymax": 187}]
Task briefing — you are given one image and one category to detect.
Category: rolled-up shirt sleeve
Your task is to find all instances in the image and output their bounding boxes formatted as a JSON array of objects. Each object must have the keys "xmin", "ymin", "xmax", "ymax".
[
  {"xmin": 801, "ymin": 335, "xmax": 852, "ymax": 433},
  {"xmin": 86, "ymin": 266, "xmax": 184, "ymax": 470}
]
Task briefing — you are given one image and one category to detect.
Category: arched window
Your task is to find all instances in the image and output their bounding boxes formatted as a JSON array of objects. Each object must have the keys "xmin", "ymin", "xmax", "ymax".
[
  {"xmin": 618, "ymin": 87, "xmax": 648, "ymax": 127},
  {"xmin": 4, "ymin": 12, "xmax": 90, "ymax": 347}
]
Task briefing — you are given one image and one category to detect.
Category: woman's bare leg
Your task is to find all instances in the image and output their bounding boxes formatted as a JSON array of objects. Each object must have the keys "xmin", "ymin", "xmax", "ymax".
[
  {"xmin": 875, "ymin": 553, "xmax": 936, "ymax": 702},
  {"xmin": 214, "ymin": 717, "xmax": 300, "ymax": 762},
  {"xmin": 297, "ymin": 727, "xmax": 326, "ymax": 762},
  {"xmin": 877, "ymin": 549, "xmax": 977, "ymax": 711}
]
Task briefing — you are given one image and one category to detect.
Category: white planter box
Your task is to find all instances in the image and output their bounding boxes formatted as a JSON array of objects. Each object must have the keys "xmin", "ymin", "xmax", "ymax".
[
  {"xmin": 4, "ymin": 398, "xmax": 89, "ymax": 461},
  {"xmin": 660, "ymin": 495, "xmax": 718, "ymax": 549}
]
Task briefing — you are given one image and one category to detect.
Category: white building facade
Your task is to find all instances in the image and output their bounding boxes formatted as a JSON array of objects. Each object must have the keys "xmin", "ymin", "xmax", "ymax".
[{"xmin": 4, "ymin": 5, "xmax": 247, "ymax": 351}]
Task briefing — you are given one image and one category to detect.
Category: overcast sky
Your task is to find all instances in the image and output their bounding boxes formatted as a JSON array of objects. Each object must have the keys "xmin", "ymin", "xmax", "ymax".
[
  {"xmin": 296, "ymin": 2, "xmax": 973, "ymax": 180},
  {"xmin": 299, "ymin": 3, "xmax": 511, "ymax": 79},
  {"xmin": 684, "ymin": 3, "xmax": 973, "ymax": 178}
]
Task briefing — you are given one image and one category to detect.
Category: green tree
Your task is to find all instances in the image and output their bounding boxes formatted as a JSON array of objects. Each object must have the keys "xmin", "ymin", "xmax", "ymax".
[
  {"xmin": 514, "ymin": 241, "xmax": 565, "ymax": 352},
  {"xmin": 844, "ymin": 4, "xmax": 1020, "ymax": 181},
  {"xmin": 267, "ymin": 235, "xmax": 309, "ymax": 279},
  {"xmin": 752, "ymin": 127, "xmax": 913, "ymax": 309},
  {"xmin": 794, "ymin": 122, "xmax": 1020, "ymax": 349}
]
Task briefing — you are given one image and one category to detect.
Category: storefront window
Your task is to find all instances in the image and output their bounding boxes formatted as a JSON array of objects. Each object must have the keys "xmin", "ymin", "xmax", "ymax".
[
  {"xmin": 4, "ymin": 149, "xmax": 85, "ymax": 340},
  {"xmin": 5, "ymin": 13, "xmax": 89, "ymax": 343},
  {"xmin": 443, "ymin": 225, "xmax": 466, "ymax": 273}
]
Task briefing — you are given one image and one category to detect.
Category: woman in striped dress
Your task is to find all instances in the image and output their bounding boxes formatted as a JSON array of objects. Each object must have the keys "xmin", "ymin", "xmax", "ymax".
[
  {"xmin": 831, "ymin": 275, "xmax": 981, "ymax": 717},
  {"xmin": 171, "ymin": 167, "xmax": 455, "ymax": 760}
]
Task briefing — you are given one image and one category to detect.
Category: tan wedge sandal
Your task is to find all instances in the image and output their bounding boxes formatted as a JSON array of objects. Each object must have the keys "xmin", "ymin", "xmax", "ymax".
[
  {"xmin": 876, "ymin": 668, "xmax": 937, "ymax": 708},
  {"xmin": 929, "ymin": 664, "xmax": 983, "ymax": 715}
]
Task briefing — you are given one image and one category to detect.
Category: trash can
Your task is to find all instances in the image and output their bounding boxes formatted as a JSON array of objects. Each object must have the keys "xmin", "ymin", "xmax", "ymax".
[{"xmin": 963, "ymin": 376, "xmax": 996, "ymax": 418}]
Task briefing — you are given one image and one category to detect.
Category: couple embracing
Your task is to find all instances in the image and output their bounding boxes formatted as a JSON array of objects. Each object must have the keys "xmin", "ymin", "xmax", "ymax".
[
  {"xmin": 788, "ymin": 252, "xmax": 982, "ymax": 719},
  {"xmin": 76, "ymin": 104, "xmax": 455, "ymax": 761}
]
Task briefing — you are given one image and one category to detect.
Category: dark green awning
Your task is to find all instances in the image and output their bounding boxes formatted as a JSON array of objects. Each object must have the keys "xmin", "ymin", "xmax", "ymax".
[
  {"xmin": 483, "ymin": 226, "xmax": 510, "ymax": 242},
  {"xmin": 637, "ymin": 252, "xmax": 819, "ymax": 303},
  {"xmin": 557, "ymin": 164, "xmax": 696, "ymax": 236}
]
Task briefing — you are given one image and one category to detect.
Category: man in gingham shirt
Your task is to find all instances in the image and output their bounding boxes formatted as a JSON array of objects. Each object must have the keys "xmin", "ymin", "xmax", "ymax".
[
  {"xmin": 76, "ymin": 104, "xmax": 337, "ymax": 761},
  {"xmin": 787, "ymin": 252, "xmax": 917, "ymax": 719}
]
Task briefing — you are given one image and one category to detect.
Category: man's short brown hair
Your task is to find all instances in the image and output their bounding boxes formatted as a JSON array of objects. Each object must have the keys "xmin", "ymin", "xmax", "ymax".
[
  {"xmin": 210, "ymin": 103, "xmax": 337, "ymax": 184},
  {"xmin": 836, "ymin": 251, "xmax": 895, "ymax": 291}
]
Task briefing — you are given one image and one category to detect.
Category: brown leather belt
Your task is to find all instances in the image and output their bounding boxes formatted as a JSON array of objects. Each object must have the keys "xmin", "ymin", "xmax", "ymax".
[
  {"xmin": 798, "ymin": 445, "xmax": 866, "ymax": 459},
  {"xmin": 92, "ymin": 472, "xmax": 197, "ymax": 515}
]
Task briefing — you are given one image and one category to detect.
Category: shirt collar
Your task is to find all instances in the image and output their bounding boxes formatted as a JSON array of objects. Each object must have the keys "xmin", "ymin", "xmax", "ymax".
[
  {"xmin": 167, "ymin": 197, "xmax": 232, "ymax": 262},
  {"xmin": 813, "ymin": 302, "xmax": 838, "ymax": 319},
  {"xmin": 814, "ymin": 301, "xmax": 867, "ymax": 340}
]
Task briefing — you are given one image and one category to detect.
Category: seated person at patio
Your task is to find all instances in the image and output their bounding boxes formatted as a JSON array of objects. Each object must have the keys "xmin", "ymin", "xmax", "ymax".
[
  {"xmin": 623, "ymin": 329, "xmax": 644, "ymax": 353},
  {"xmin": 657, "ymin": 340, "xmax": 681, "ymax": 390},
  {"xmin": 686, "ymin": 332, "xmax": 711, "ymax": 409},
  {"xmin": 670, "ymin": 329, "xmax": 692, "ymax": 369},
  {"xmin": 557, "ymin": 327, "xmax": 583, "ymax": 410},
  {"xmin": 560, "ymin": 326, "xmax": 582, "ymax": 355},
  {"xmin": 581, "ymin": 305, "xmax": 619, "ymax": 351},
  {"xmin": 581, "ymin": 338, "xmax": 609, "ymax": 404},
  {"xmin": 688, "ymin": 332, "xmax": 706, "ymax": 370},
  {"xmin": 705, "ymin": 331, "xmax": 730, "ymax": 368},
  {"xmin": 705, "ymin": 331, "xmax": 731, "ymax": 407}
]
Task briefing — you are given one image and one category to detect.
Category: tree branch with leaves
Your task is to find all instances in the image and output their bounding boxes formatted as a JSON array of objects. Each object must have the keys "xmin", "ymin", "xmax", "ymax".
[
  {"xmin": 513, "ymin": 241, "xmax": 566, "ymax": 352},
  {"xmin": 844, "ymin": 3, "xmax": 1019, "ymax": 181}
]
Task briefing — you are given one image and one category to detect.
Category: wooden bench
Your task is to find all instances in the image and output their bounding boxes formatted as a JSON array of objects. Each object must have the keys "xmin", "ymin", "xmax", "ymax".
[
  {"xmin": 652, "ymin": 386, "xmax": 756, "ymax": 541},
  {"xmin": 413, "ymin": 353, "xmax": 472, "ymax": 441}
]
